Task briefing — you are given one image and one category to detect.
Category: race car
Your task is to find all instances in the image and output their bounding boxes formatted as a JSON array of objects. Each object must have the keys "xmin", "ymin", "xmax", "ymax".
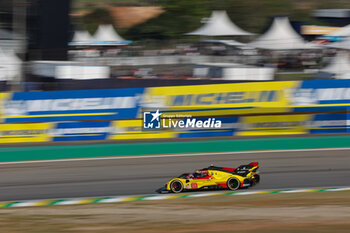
[{"xmin": 157, "ymin": 162, "xmax": 260, "ymax": 193}]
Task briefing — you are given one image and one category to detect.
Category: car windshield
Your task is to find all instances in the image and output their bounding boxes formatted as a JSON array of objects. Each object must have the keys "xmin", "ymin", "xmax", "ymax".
[
  {"xmin": 192, "ymin": 172, "xmax": 207, "ymax": 178},
  {"xmin": 177, "ymin": 171, "xmax": 208, "ymax": 179},
  {"xmin": 178, "ymin": 173, "xmax": 190, "ymax": 178}
]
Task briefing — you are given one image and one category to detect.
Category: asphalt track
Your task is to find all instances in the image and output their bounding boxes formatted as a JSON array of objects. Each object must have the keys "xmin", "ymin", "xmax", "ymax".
[{"xmin": 0, "ymin": 148, "xmax": 349, "ymax": 202}]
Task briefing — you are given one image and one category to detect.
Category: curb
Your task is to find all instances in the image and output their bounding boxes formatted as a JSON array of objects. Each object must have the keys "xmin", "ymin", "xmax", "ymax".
[{"xmin": 1, "ymin": 187, "xmax": 349, "ymax": 208}]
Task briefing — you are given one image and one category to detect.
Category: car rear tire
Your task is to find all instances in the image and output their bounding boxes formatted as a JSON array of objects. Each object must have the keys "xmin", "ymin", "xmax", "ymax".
[
  {"xmin": 253, "ymin": 174, "xmax": 260, "ymax": 184},
  {"xmin": 170, "ymin": 180, "xmax": 183, "ymax": 193},
  {"xmin": 227, "ymin": 177, "xmax": 240, "ymax": 191}
]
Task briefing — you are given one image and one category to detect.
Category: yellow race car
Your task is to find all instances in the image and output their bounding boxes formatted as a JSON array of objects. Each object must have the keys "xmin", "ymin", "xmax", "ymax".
[{"xmin": 157, "ymin": 162, "xmax": 260, "ymax": 193}]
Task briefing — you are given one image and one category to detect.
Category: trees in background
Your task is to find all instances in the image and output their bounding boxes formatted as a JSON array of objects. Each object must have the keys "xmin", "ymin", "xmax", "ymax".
[
  {"xmin": 81, "ymin": 8, "xmax": 115, "ymax": 34},
  {"xmin": 125, "ymin": 0, "xmax": 209, "ymax": 40},
  {"xmin": 77, "ymin": 0, "xmax": 350, "ymax": 40}
]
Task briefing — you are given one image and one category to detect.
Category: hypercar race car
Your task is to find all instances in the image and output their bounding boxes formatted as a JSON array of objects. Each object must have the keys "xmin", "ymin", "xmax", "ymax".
[{"xmin": 157, "ymin": 162, "xmax": 260, "ymax": 193}]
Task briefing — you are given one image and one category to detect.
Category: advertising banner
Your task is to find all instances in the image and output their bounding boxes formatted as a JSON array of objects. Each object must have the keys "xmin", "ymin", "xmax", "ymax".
[
  {"xmin": 0, "ymin": 123, "xmax": 52, "ymax": 143},
  {"xmin": 291, "ymin": 79, "xmax": 350, "ymax": 109},
  {"xmin": 142, "ymin": 80, "xmax": 350, "ymax": 115},
  {"xmin": 51, "ymin": 121, "xmax": 112, "ymax": 141},
  {"xmin": 141, "ymin": 81, "xmax": 299, "ymax": 117},
  {"xmin": 109, "ymin": 119, "xmax": 176, "ymax": 140},
  {"xmin": 3, "ymin": 88, "xmax": 145, "ymax": 123},
  {"xmin": 177, "ymin": 117, "xmax": 239, "ymax": 138},
  {"xmin": 309, "ymin": 113, "xmax": 348, "ymax": 134},
  {"xmin": 0, "ymin": 92, "xmax": 10, "ymax": 122},
  {"xmin": 0, "ymin": 80, "xmax": 349, "ymax": 144},
  {"xmin": 237, "ymin": 114, "xmax": 311, "ymax": 136}
]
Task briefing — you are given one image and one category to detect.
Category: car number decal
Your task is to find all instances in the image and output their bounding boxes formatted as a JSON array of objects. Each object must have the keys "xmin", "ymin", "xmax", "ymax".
[{"xmin": 191, "ymin": 183, "xmax": 198, "ymax": 189}]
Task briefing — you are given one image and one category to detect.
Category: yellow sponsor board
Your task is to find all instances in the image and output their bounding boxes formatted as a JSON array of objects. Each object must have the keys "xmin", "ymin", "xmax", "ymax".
[
  {"xmin": 301, "ymin": 25, "xmax": 340, "ymax": 35},
  {"xmin": 142, "ymin": 81, "xmax": 299, "ymax": 116},
  {"xmin": 0, "ymin": 123, "xmax": 52, "ymax": 143},
  {"xmin": 237, "ymin": 114, "xmax": 311, "ymax": 136},
  {"xmin": 0, "ymin": 93, "xmax": 10, "ymax": 121},
  {"xmin": 109, "ymin": 120, "xmax": 176, "ymax": 140}
]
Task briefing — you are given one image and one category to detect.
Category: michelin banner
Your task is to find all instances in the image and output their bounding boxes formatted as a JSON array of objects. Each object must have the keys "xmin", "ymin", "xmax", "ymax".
[
  {"xmin": 2, "ymin": 88, "xmax": 144, "ymax": 123},
  {"xmin": 142, "ymin": 80, "xmax": 350, "ymax": 113},
  {"xmin": 141, "ymin": 81, "xmax": 299, "ymax": 116},
  {"xmin": 2, "ymin": 80, "xmax": 350, "ymax": 124},
  {"xmin": 0, "ymin": 80, "xmax": 349, "ymax": 143}
]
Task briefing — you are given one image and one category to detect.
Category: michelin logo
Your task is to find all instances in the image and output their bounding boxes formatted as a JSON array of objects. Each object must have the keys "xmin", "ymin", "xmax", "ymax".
[{"xmin": 4, "ymin": 97, "xmax": 138, "ymax": 116}]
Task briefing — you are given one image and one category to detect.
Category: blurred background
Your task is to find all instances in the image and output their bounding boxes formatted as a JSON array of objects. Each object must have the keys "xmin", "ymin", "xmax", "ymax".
[
  {"xmin": 0, "ymin": 0, "xmax": 350, "ymax": 142},
  {"xmin": 1, "ymin": 0, "xmax": 350, "ymax": 91}
]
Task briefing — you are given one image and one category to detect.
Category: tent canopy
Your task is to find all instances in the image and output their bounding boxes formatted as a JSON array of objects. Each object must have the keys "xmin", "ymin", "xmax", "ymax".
[
  {"xmin": 326, "ymin": 24, "xmax": 350, "ymax": 37},
  {"xmin": 186, "ymin": 11, "xmax": 254, "ymax": 36},
  {"xmin": 72, "ymin": 30, "xmax": 94, "ymax": 43},
  {"xmin": 93, "ymin": 24, "xmax": 125, "ymax": 41},
  {"xmin": 201, "ymin": 39, "xmax": 246, "ymax": 47},
  {"xmin": 321, "ymin": 52, "xmax": 350, "ymax": 79},
  {"xmin": 325, "ymin": 37, "xmax": 350, "ymax": 50},
  {"xmin": 69, "ymin": 25, "xmax": 132, "ymax": 46},
  {"xmin": 0, "ymin": 48, "xmax": 21, "ymax": 81},
  {"xmin": 249, "ymin": 17, "xmax": 318, "ymax": 50}
]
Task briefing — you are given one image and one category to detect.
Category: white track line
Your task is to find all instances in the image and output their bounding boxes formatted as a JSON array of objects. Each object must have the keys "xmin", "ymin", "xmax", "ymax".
[
  {"xmin": 0, "ymin": 147, "xmax": 349, "ymax": 166},
  {"xmin": 327, "ymin": 187, "xmax": 350, "ymax": 191},
  {"xmin": 2, "ymin": 186, "xmax": 350, "ymax": 208}
]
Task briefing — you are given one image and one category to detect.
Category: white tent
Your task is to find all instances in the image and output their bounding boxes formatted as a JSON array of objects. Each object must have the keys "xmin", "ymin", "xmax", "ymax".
[
  {"xmin": 321, "ymin": 52, "xmax": 350, "ymax": 79},
  {"xmin": 93, "ymin": 24, "xmax": 125, "ymax": 42},
  {"xmin": 202, "ymin": 39, "xmax": 246, "ymax": 47},
  {"xmin": 249, "ymin": 17, "xmax": 318, "ymax": 50},
  {"xmin": 72, "ymin": 31, "xmax": 94, "ymax": 42},
  {"xmin": 326, "ymin": 24, "xmax": 350, "ymax": 37},
  {"xmin": 0, "ymin": 29, "xmax": 24, "ymax": 53},
  {"xmin": 325, "ymin": 37, "xmax": 350, "ymax": 50},
  {"xmin": 0, "ymin": 48, "xmax": 21, "ymax": 81},
  {"xmin": 69, "ymin": 25, "xmax": 131, "ymax": 46},
  {"xmin": 186, "ymin": 11, "xmax": 253, "ymax": 36}
]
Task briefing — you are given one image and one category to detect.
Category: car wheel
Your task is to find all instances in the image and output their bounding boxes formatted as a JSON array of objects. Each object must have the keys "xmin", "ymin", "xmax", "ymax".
[
  {"xmin": 253, "ymin": 174, "xmax": 260, "ymax": 184},
  {"xmin": 170, "ymin": 180, "xmax": 183, "ymax": 193},
  {"xmin": 227, "ymin": 177, "xmax": 240, "ymax": 191}
]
